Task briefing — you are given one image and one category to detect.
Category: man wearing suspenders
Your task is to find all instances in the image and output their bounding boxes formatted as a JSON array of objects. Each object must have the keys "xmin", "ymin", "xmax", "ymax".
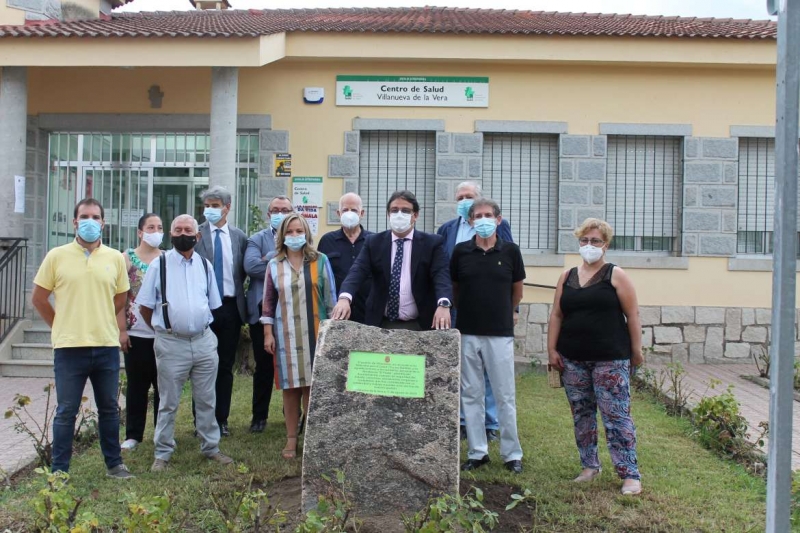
[{"xmin": 137, "ymin": 214, "xmax": 234, "ymax": 472}]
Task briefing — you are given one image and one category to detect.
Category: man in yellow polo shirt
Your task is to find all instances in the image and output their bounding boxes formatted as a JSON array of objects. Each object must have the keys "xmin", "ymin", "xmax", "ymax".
[{"xmin": 32, "ymin": 198, "xmax": 134, "ymax": 479}]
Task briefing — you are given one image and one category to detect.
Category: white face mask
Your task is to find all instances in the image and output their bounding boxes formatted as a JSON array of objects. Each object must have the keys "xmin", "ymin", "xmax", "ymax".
[
  {"xmin": 579, "ymin": 244, "xmax": 604, "ymax": 264},
  {"xmin": 389, "ymin": 212, "xmax": 413, "ymax": 233},
  {"xmin": 340, "ymin": 211, "xmax": 360, "ymax": 229},
  {"xmin": 142, "ymin": 231, "xmax": 164, "ymax": 249}
]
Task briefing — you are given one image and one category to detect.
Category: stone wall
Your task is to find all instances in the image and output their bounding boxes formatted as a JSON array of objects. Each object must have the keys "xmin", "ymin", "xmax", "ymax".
[{"xmin": 514, "ymin": 303, "xmax": 790, "ymax": 365}]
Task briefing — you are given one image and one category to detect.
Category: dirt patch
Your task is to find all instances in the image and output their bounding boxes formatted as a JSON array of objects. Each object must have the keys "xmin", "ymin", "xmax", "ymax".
[{"xmin": 268, "ymin": 476, "xmax": 531, "ymax": 532}]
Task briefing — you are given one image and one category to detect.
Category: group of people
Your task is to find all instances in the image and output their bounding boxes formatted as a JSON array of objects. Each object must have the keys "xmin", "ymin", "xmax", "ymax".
[{"xmin": 32, "ymin": 180, "xmax": 643, "ymax": 495}]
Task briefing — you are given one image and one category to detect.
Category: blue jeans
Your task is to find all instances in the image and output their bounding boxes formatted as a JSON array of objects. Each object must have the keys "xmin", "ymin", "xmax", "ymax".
[
  {"xmin": 459, "ymin": 370, "xmax": 499, "ymax": 430},
  {"xmin": 52, "ymin": 347, "xmax": 122, "ymax": 473}
]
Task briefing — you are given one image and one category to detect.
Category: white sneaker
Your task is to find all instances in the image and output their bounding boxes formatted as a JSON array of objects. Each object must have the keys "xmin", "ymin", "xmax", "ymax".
[{"xmin": 121, "ymin": 439, "xmax": 139, "ymax": 451}]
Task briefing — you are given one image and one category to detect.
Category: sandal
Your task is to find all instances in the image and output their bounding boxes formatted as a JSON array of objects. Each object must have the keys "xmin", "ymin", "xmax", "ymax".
[
  {"xmin": 621, "ymin": 479, "xmax": 642, "ymax": 495},
  {"xmin": 281, "ymin": 435, "xmax": 298, "ymax": 460},
  {"xmin": 573, "ymin": 468, "xmax": 602, "ymax": 483}
]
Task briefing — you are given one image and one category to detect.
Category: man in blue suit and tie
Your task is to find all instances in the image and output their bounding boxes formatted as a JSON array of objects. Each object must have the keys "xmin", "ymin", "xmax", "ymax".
[
  {"xmin": 437, "ymin": 181, "xmax": 514, "ymax": 443},
  {"xmin": 332, "ymin": 190, "xmax": 453, "ymax": 331}
]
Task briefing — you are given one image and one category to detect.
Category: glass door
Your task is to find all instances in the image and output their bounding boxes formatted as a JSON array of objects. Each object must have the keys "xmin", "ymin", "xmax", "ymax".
[{"xmin": 83, "ymin": 167, "xmax": 150, "ymax": 253}]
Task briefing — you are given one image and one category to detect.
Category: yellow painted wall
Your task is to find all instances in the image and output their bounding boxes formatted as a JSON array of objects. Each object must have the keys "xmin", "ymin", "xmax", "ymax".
[{"xmin": 25, "ymin": 55, "xmax": 782, "ymax": 307}]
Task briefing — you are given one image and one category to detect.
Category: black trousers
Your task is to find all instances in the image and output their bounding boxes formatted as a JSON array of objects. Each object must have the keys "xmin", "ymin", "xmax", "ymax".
[
  {"xmin": 249, "ymin": 319, "xmax": 275, "ymax": 424},
  {"xmin": 123, "ymin": 335, "xmax": 159, "ymax": 442},
  {"xmin": 210, "ymin": 297, "xmax": 242, "ymax": 425}
]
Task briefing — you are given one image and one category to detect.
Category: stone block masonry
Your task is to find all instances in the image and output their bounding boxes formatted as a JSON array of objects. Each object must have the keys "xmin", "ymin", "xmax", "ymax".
[
  {"xmin": 516, "ymin": 302, "xmax": 796, "ymax": 365},
  {"xmin": 558, "ymin": 134, "xmax": 607, "ymax": 253},
  {"xmin": 683, "ymin": 137, "xmax": 738, "ymax": 257}
]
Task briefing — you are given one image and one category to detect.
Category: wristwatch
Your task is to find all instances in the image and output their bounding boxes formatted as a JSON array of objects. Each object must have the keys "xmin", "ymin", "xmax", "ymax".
[{"xmin": 438, "ymin": 300, "xmax": 452, "ymax": 308}]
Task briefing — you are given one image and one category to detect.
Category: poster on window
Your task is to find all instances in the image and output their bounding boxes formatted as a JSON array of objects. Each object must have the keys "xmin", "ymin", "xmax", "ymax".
[
  {"xmin": 275, "ymin": 153, "xmax": 292, "ymax": 177},
  {"xmin": 292, "ymin": 176, "xmax": 323, "ymax": 235}
]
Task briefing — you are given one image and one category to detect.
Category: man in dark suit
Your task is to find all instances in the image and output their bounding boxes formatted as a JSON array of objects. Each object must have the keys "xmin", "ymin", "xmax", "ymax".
[
  {"xmin": 437, "ymin": 181, "xmax": 514, "ymax": 443},
  {"xmin": 242, "ymin": 195, "xmax": 292, "ymax": 433},
  {"xmin": 195, "ymin": 186, "xmax": 248, "ymax": 437},
  {"xmin": 332, "ymin": 190, "xmax": 452, "ymax": 331}
]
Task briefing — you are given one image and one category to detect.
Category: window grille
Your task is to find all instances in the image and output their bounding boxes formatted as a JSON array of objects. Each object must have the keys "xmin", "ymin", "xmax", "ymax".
[
  {"xmin": 606, "ymin": 135, "xmax": 683, "ymax": 252},
  {"xmin": 47, "ymin": 132, "xmax": 259, "ymax": 251},
  {"xmin": 735, "ymin": 137, "xmax": 800, "ymax": 256},
  {"xmin": 482, "ymin": 133, "xmax": 559, "ymax": 251},
  {"xmin": 358, "ymin": 131, "xmax": 436, "ymax": 233}
]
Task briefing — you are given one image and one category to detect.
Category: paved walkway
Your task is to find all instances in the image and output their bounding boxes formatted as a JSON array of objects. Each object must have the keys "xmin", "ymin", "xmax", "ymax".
[
  {"xmin": 0, "ymin": 377, "xmax": 106, "ymax": 477},
  {"xmin": 647, "ymin": 362, "xmax": 800, "ymax": 470}
]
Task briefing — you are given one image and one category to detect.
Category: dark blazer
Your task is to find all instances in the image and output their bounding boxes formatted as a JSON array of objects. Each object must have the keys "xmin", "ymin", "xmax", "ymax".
[
  {"xmin": 195, "ymin": 220, "xmax": 248, "ymax": 323},
  {"xmin": 340, "ymin": 229, "xmax": 452, "ymax": 329},
  {"xmin": 243, "ymin": 228, "xmax": 278, "ymax": 324},
  {"xmin": 437, "ymin": 216, "xmax": 514, "ymax": 261}
]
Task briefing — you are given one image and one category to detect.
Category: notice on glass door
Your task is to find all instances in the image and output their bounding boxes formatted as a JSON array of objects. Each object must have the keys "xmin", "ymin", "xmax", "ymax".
[
  {"xmin": 14, "ymin": 175, "xmax": 25, "ymax": 214},
  {"xmin": 292, "ymin": 176, "xmax": 323, "ymax": 235}
]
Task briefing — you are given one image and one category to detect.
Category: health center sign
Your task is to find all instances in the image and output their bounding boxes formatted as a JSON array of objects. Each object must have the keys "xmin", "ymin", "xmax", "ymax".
[{"xmin": 336, "ymin": 76, "xmax": 489, "ymax": 108}]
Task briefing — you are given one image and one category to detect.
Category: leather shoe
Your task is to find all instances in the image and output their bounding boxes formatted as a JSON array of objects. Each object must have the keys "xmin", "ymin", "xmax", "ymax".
[
  {"xmin": 504, "ymin": 459, "xmax": 523, "ymax": 474},
  {"xmin": 249, "ymin": 420, "xmax": 266, "ymax": 434},
  {"xmin": 220, "ymin": 423, "xmax": 231, "ymax": 437},
  {"xmin": 486, "ymin": 429, "xmax": 499, "ymax": 442},
  {"xmin": 459, "ymin": 426, "xmax": 467, "ymax": 440},
  {"xmin": 461, "ymin": 455, "xmax": 490, "ymax": 471}
]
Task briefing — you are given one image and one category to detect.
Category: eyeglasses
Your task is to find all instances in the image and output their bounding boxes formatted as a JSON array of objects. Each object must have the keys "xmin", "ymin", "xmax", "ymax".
[
  {"xmin": 579, "ymin": 238, "xmax": 605, "ymax": 246},
  {"xmin": 389, "ymin": 208, "xmax": 414, "ymax": 215},
  {"xmin": 269, "ymin": 209, "xmax": 293, "ymax": 215}
]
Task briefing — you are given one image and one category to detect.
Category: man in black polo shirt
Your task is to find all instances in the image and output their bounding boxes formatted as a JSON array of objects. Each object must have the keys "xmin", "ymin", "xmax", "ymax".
[
  {"xmin": 317, "ymin": 192, "xmax": 373, "ymax": 324},
  {"xmin": 451, "ymin": 198, "xmax": 525, "ymax": 474}
]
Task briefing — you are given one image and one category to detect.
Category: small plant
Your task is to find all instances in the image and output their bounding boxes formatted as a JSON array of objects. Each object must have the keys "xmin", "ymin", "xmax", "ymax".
[
  {"xmin": 297, "ymin": 470, "xmax": 360, "ymax": 533},
  {"xmin": 120, "ymin": 491, "xmax": 188, "ymax": 533},
  {"xmin": 692, "ymin": 384, "xmax": 767, "ymax": 466},
  {"xmin": 249, "ymin": 204, "xmax": 268, "ymax": 235},
  {"xmin": 663, "ymin": 362, "xmax": 692, "ymax": 416},
  {"xmin": 505, "ymin": 488, "xmax": 536, "ymax": 511},
  {"xmin": 752, "ymin": 347, "xmax": 770, "ymax": 378},
  {"xmin": 30, "ymin": 467, "xmax": 101, "ymax": 532},
  {"xmin": 794, "ymin": 361, "xmax": 800, "ymax": 391},
  {"xmin": 401, "ymin": 487, "xmax": 499, "ymax": 533},
  {"xmin": 209, "ymin": 468, "xmax": 286, "ymax": 533},
  {"xmin": 5, "ymin": 386, "xmax": 56, "ymax": 466},
  {"xmin": 0, "ymin": 464, "xmax": 10, "ymax": 491}
]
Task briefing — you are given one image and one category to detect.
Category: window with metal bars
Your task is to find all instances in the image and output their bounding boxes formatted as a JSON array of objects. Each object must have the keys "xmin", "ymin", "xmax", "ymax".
[
  {"xmin": 358, "ymin": 131, "xmax": 436, "ymax": 233},
  {"xmin": 605, "ymin": 135, "xmax": 683, "ymax": 252},
  {"xmin": 482, "ymin": 133, "xmax": 558, "ymax": 251},
  {"xmin": 737, "ymin": 137, "xmax": 800, "ymax": 255}
]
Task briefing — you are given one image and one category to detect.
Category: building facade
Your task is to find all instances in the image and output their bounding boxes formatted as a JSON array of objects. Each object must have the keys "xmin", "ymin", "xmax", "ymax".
[{"xmin": 0, "ymin": 4, "xmax": 789, "ymax": 364}]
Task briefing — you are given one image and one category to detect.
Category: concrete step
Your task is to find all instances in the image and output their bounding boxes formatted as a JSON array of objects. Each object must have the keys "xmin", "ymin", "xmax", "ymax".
[
  {"xmin": 0, "ymin": 360, "xmax": 55, "ymax": 378},
  {"xmin": 12, "ymin": 343, "xmax": 53, "ymax": 361},
  {"xmin": 23, "ymin": 326, "xmax": 52, "ymax": 344}
]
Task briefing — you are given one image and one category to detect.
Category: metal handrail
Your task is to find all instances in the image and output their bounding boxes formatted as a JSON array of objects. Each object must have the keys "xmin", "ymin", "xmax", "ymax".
[{"xmin": 0, "ymin": 237, "xmax": 29, "ymax": 344}]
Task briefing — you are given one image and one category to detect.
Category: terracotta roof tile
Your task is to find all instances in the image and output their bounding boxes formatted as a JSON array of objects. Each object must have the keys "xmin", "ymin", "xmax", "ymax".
[{"xmin": 0, "ymin": 7, "xmax": 777, "ymax": 40}]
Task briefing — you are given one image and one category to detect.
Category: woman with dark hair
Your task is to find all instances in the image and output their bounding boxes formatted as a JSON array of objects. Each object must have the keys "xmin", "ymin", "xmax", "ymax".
[
  {"xmin": 261, "ymin": 213, "xmax": 336, "ymax": 460},
  {"xmin": 117, "ymin": 213, "xmax": 163, "ymax": 451}
]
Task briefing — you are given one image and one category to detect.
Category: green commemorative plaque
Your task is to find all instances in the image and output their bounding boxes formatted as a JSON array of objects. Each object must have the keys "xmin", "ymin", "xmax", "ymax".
[{"xmin": 345, "ymin": 351, "xmax": 426, "ymax": 398}]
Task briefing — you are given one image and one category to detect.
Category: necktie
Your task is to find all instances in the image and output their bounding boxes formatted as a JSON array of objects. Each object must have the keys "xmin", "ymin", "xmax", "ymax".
[
  {"xmin": 214, "ymin": 228, "xmax": 224, "ymax": 299},
  {"xmin": 387, "ymin": 238, "xmax": 406, "ymax": 321}
]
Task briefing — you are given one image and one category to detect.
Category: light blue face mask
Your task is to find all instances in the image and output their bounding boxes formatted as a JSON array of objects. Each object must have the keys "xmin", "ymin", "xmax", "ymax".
[
  {"xmin": 204, "ymin": 207, "xmax": 223, "ymax": 225},
  {"xmin": 457, "ymin": 199, "xmax": 474, "ymax": 220},
  {"xmin": 77, "ymin": 219, "xmax": 102, "ymax": 243},
  {"xmin": 474, "ymin": 217, "xmax": 497, "ymax": 238},
  {"xmin": 270, "ymin": 213, "xmax": 286, "ymax": 230},
  {"xmin": 285, "ymin": 234, "xmax": 307, "ymax": 252}
]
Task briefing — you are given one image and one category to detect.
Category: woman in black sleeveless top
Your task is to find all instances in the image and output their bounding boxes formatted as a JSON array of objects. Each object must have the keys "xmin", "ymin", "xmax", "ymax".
[{"xmin": 547, "ymin": 218, "xmax": 644, "ymax": 496}]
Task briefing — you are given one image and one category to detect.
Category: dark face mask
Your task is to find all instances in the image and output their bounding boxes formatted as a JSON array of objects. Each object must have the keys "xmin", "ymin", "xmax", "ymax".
[{"xmin": 172, "ymin": 234, "xmax": 197, "ymax": 252}]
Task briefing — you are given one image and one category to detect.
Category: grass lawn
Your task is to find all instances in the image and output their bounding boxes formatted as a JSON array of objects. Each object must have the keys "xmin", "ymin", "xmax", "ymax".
[{"xmin": 0, "ymin": 371, "xmax": 770, "ymax": 532}]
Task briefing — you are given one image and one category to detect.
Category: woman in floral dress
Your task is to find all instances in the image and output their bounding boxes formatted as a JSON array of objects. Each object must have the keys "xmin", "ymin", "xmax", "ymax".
[
  {"xmin": 117, "ymin": 213, "xmax": 163, "ymax": 451},
  {"xmin": 261, "ymin": 213, "xmax": 336, "ymax": 460}
]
